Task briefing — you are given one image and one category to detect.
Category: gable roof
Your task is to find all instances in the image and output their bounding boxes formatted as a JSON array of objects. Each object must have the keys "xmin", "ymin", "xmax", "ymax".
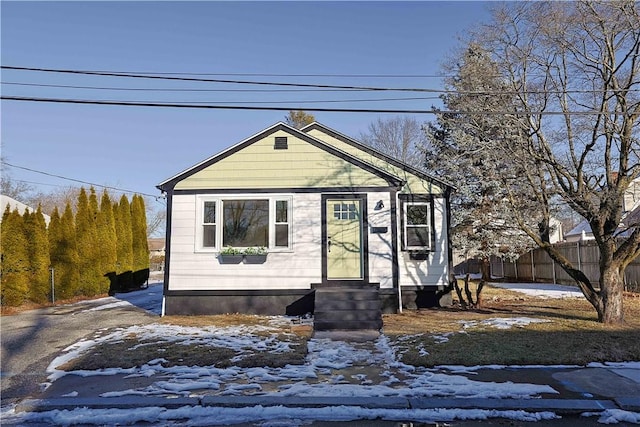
[
  {"xmin": 157, "ymin": 122, "xmax": 404, "ymax": 192},
  {"xmin": 300, "ymin": 122, "xmax": 454, "ymax": 191}
]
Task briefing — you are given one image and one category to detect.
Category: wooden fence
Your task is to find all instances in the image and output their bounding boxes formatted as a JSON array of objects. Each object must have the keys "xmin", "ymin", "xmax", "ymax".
[{"xmin": 487, "ymin": 241, "xmax": 640, "ymax": 292}]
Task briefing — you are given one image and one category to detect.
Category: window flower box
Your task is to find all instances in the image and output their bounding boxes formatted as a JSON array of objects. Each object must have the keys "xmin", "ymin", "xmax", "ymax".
[
  {"xmin": 219, "ymin": 246, "xmax": 243, "ymax": 264},
  {"xmin": 243, "ymin": 247, "xmax": 268, "ymax": 264}
]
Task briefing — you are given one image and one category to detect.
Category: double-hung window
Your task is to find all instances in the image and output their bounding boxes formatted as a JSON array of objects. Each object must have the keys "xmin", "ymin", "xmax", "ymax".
[
  {"xmin": 202, "ymin": 200, "xmax": 217, "ymax": 248},
  {"xmin": 400, "ymin": 195, "xmax": 433, "ymax": 252},
  {"xmin": 196, "ymin": 196, "xmax": 292, "ymax": 251},
  {"xmin": 274, "ymin": 200, "xmax": 289, "ymax": 247}
]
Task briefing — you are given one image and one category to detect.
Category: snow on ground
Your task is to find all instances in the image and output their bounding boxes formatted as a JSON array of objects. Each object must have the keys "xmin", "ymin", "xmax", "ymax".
[
  {"xmin": 490, "ymin": 282, "xmax": 585, "ymax": 299},
  {"xmin": 44, "ymin": 323, "xmax": 558, "ymax": 400},
  {"xmin": 459, "ymin": 317, "xmax": 551, "ymax": 330},
  {"xmin": 2, "ymin": 281, "xmax": 637, "ymax": 425}
]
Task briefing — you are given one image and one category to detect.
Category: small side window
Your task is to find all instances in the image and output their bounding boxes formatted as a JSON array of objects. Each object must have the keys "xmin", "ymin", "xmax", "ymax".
[
  {"xmin": 275, "ymin": 200, "xmax": 289, "ymax": 247},
  {"xmin": 403, "ymin": 202, "xmax": 431, "ymax": 251},
  {"xmin": 202, "ymin": 201, "xmax": 217, "ymax": 248}
]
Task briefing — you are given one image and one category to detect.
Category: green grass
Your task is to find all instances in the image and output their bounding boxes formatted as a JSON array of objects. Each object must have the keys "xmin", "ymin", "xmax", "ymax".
[
  {"xmin": 59, "ymin": 285, "xmax": 640, "ymax": 371},
  {"xmin": 384, "ymin": 284, "xmax": 640, "ymax": 366}
]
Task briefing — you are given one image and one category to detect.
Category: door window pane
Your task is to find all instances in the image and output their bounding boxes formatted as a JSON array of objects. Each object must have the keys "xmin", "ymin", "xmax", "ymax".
[{"xmin": 333, "ymin": 202, "xmax": 358, "ymax": 220}]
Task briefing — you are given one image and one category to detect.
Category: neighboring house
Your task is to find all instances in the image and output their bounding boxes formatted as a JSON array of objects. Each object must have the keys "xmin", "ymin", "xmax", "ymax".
[
  {"xmin": 148, "ymin": 238, "xmax": 166, "ymax": 258},
  {"xmin": 565, "ymin": 177, "xmax": 640, "ymax": 242},
  {"xmin": 0, "ymin": 194, "xmax": 51, "ymax": 226},
  {"xmin": 157, "ymin": 122, "xmax": 453, "ymax": 323}
]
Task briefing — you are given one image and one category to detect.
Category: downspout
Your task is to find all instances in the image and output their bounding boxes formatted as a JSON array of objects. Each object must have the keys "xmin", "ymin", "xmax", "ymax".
[
  {"xmin": 445, "ymin": 187, "xmax": 454, "ymax": 295},
  {"xmin": 390, "ymin": 188, "xmax": 402, "ymax": 313},
  {"xmin": 158, "ymin": 186, "xmax": 173, "ymax": 317}
]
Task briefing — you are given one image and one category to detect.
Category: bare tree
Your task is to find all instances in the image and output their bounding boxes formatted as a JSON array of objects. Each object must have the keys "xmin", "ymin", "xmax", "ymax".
[
  {"xmin": 1, "ymin": 158, "xmax": 33, "ymax": 200},
  {"xmin": 145, "ymin": 197, "xmax": 166, "ymax": 238},
  {"xmin": 433, "ymin": 1, "xmax": 640, "ymax": 323},
  {"xmin": 26, "ymin": 186, "xmax": 81, "ymax": 215},
  {"xmin": 359, "ymin": 116, "xmax": 427, "ymax": 168}
]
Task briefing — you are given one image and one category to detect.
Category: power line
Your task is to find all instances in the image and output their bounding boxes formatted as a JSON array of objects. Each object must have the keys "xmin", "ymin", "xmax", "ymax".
[
  {"xmin": 4, "ymin": 65, "xmax": 637, "ymax": 95},
  {"xmin": 1, "ymin": 81, "xmax": 382, "ymax": 93},
  {"xmin": 2, "ymin": 65, "xmax": 420, "ymax": 92},
  {"xmin": 44, "ymin": 70, "xmax": 450, "ymax": 78},
  {"xmin": 0, "ymin": 95, "xmax": 609, "ymax": 115},
  {"xmin": 2, "ymin": 161, "xmax": 161, "ymax": 199},
  {"xmin": 0, "ymin": 84, "xmax": 440, "ymax": 103}
]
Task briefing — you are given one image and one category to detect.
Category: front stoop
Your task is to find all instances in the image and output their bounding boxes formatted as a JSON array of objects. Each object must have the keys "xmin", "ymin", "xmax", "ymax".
[{"xmin": 313, "ymin": 287, "xmax": 382, "ymax": 332}]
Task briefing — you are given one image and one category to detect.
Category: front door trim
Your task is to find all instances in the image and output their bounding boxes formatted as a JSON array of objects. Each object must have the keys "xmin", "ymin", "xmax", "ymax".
[{"xmin": 321, "ymin": 193, "xmax": 369, "ymax": 284}]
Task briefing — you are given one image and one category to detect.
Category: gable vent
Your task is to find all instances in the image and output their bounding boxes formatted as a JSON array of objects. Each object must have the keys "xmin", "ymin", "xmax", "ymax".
[{"xmin": 274, "ymin": 136, "xmax": 288, "ymax": 150}]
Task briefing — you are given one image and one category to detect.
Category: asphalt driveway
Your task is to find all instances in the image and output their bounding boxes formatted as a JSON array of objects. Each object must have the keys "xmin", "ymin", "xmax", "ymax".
[{"xmin": 0, "ymin": 283, "xmax": 162, "ymax": 404}]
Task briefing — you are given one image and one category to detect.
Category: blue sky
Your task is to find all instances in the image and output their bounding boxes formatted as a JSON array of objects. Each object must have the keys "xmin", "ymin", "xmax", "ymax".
[{"xmin": 1, "ymin": 1, "xmax": 491, "ymax": 201}]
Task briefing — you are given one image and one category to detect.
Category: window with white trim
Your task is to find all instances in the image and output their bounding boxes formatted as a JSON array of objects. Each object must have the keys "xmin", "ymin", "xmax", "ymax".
[
  {"xmin": 202, "ymin": 200, "xmax": 217, "ymax": 248},
  {"xmin": 274, "ymin": 199, "xmax": 289, "ymax": 247},
  {"xmin": 403, "ymin": 202, "xmax": 431, "ymax": 250},
  {"xmin": 196, "ymin": 196, "xmax": 292, "ymax": 251}
]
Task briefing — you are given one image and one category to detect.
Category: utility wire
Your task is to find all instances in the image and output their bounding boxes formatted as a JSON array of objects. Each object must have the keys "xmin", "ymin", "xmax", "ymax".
[
  {"xmin": 2, "ymin": 161, "xmax": 162, "ymax": 199},
  {"xmin": 3, "ymin": 65, "xmax": 637, "ymax": 95},
  {"xmin": 50, "ymin": 70, "xmax": 450, "ymax": 78},
  {"xmin": 1, "ymin": 84, "xmax": 440, "ymax": 103},
  {"xmin": 1, "ymin": 81, "xmax": 374, "ymax": 93},
  {"xmin": 2, "ymin": 65, "xmax": 418, "ymax": 92},
  {"xmin": 0, "ymin": 95, "xmax": 609, "ymax": 115}
]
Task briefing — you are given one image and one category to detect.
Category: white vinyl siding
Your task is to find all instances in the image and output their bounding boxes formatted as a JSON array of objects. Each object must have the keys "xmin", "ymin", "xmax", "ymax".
[
  {"xmin": 168, "ymin": 193, "xmax": 321, "ymax": 291},
  {"xmin": 397, "ymin": 196, "xmax": 449, "ymax": 288}
]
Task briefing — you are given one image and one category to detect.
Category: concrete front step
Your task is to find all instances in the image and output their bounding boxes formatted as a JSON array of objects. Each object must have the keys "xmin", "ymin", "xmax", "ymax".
[
  {"xmin": 315, "ymin": 289, "xmax": 380, "ymax": 302},
  {"xmin": 314, "ymin": 299, "xmax": 381, "ymax": 311},
  {"xmin": 313, "ymin": 287, "xmax": 383, "ymax": 332},
  {"xmin": 315, "ymin": 310, "xmax": 382, "ymax": 322},
  {"xmin": 314, "ymin": 319, "xmax": 383, "ymax": 331}
]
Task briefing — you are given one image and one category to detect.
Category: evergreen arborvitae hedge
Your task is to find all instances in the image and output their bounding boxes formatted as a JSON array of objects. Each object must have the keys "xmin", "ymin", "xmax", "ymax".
[
  {"xmin": 131, "ymin": 195, "xmax": 150, "ymax": 287},
  {"xmin": 98, "ymin": 190, "xmax": 118, "ymax": 294},
  {"xmin": 1, "ymin": 207, "xmax": 30, "ymax": 306},
  {"xmin": 1, "ymin": 187, "xmax": 152, "ymax": 306},
  {"xmin": 115, "ymin": 195, "xmax": 134, "ymax": 291},
  {"xmin": 25, "ymin": 205, "xmax": 51, "ymax": 304},
  {"xmin": 53, "ymin": 202, "xmax": 81, "ymax": 299},
  {"xmin": 76, "ymin": 187, "xmax": 102, "ymax": 296}
]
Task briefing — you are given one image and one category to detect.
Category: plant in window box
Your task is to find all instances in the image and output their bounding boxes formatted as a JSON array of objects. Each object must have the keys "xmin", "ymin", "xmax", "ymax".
[
  {"xmin": 243, "ymin": 246, "xmax": 268, "ymax": 264},
  {"xmin": 219, "ymin": 246, "xmax": 243, "ymax": 264}
]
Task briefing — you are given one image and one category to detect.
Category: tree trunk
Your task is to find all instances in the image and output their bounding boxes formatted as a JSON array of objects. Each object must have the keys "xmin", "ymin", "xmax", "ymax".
[{"xmin": 599, "ymin": 263, "xmax": 625, "ymax": 324}]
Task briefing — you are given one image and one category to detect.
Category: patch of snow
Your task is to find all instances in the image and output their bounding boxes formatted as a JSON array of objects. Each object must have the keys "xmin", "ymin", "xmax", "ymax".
[
  {"xmin": 459, "ymin": 317, "xmax": 551, "ymax": 330},
  {"xmin": 490, "ymin": 282, "xmax": 584, "ymax": 299},
  {"xmin": 582, "ymin": 409, "xmax": 640, "ymax": 424},
  {"xmin": 0, "ymin": 404, "xmax": 561, "ymax": 426}
]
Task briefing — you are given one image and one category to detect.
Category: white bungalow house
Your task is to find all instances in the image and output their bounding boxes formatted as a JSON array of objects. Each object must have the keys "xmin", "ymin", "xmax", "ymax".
[{"xmin": 157, "ymin": 122, "xmax": 453, "ymax": 328}]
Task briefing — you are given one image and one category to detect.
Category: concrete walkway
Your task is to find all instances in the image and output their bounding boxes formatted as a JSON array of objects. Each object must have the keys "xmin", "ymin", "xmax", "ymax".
[{"xmin": 13, "ymin": 364, "xmax": 640, "ymax": 416}]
